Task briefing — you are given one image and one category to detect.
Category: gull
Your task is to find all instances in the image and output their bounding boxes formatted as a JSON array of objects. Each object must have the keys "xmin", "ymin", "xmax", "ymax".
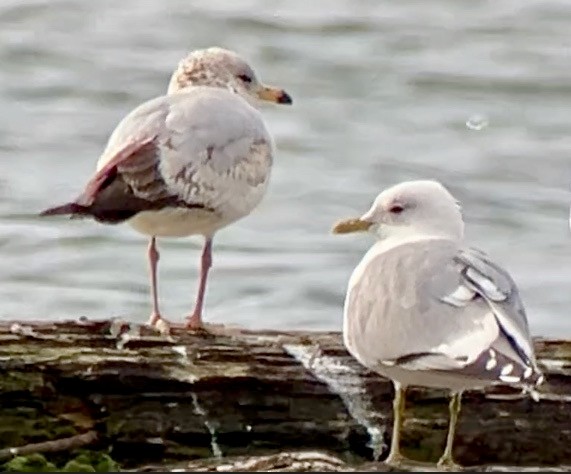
[
  {"xmin": 40, "ymin": 47, "xmax": 292, "ymax": 332},
  {"xmin": 332, "ymin": 180, "xmax": 543, "ymax": 469}
]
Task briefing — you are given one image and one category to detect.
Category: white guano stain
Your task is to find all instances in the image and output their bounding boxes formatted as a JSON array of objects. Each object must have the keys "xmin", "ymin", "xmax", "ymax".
[
  {"xmin": 283, "ymin": 343, "xmax": 388, "ymax": 460},
  {"xmin": 191, "ymin": 392, "xmax": 223, "ymax": 459}
]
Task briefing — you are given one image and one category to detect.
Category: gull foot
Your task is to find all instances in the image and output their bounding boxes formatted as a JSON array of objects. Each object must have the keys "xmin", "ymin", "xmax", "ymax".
[
  {"xmin": 185, "ymin": 312, "xmax": 204, "ymax": 331},
  {"xmin": 147, "ymin": 313, "xmax": 174, "ymax": 336},
  {"xmin": 436, "ymin": 455, "xmax": 463, "ymax": 471},
  {"xmin": 383, "ymin": 454, "xmax": 442, "ymax": 472},
  {"xmin": 183, "ymin": 316, "xmax": 246, "ymax": 337},
  {"xmin": 384, "ymin": 452, "xmax": 407, "ymax": 468},
  {"xmin": 383, "ymin": 453, "xmax": 437, "ymax": 471}
]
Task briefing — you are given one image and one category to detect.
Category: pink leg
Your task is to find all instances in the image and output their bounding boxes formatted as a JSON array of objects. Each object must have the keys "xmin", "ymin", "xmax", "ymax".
[
  {"xmin": 146, "ymin": 237, "xmax": 163, "ymax": 327},
  {"xmin": 186, "ymin": 238, "xmax": 213, "ymax": 329}
]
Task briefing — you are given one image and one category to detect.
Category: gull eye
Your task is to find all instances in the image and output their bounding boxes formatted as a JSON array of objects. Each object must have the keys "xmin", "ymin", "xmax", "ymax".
[
  {"xmin": 237, "ymin": 74, "xmax": 252, "ymax": 84},
  {"xmin": 389, "ymin": 204, "xmax": 404, "ymax": 214}
]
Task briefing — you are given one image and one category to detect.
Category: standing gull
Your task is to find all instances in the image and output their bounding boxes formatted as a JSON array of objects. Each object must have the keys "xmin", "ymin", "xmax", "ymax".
[
  {"xmin": 40, "ymin": 48, "xmax": 292, "ymax": 332},
  {"xmin": 332, "ymin": 180, "xmax": 543, "ymax": 468}
]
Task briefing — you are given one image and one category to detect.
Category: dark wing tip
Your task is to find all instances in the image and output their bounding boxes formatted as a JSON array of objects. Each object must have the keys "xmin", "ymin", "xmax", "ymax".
[{"xmin": 39, "ymin": 202, "xmax": 87, "ymax": 217}]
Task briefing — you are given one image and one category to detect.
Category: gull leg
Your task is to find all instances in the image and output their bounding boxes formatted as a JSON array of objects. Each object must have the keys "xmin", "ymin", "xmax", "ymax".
[
  {"xmin": 437, "ymin": 391, "xmax": 463, "ymax": 470},
  {"xmin": 186, "ymin": 237, "xmax": 213, "ymax": 329},
  {"xmin": 145, "ymin": 237, "xmax": 170, "ymax": 334},
  {"xmin": 384, "ymin": 382, "xmax": 407, "ymax": 466}
]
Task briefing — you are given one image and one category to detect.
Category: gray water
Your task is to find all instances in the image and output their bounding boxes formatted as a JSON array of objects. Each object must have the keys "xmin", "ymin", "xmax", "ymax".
[{"xmin": 1, "ymin": 0, "xmax": 571, "ymax": 337}]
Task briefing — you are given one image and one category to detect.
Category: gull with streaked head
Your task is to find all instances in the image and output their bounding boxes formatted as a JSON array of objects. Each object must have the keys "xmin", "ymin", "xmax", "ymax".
[{"xmin": 40, "ymin": 47, "xmax": 292, "ymax": 333}]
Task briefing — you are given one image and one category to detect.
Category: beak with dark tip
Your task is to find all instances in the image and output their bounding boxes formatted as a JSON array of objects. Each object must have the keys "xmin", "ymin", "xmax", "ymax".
[
  {"xmin": 331, "ymin": 218, "xmax": 373, "ymax": 234},
  {"xmin": 257, "ymin": 85, "xmax": 293, "ymax": 104}
]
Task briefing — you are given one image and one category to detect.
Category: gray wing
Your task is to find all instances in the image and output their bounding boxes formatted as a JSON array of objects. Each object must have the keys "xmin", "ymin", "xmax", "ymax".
[
  {"xmin": 97, "ymin": 87, "xmax": 275, "ymax": 219},
  {"xmin": 452, "ymin": 247, "xmax": 535, "ymax": 365},
  {"xmin": 345, "ymin": 239, "xmax": 541, "ymax": 386}
]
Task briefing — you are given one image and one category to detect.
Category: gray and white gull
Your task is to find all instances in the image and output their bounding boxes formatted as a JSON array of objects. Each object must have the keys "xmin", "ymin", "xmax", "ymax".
[
  {"xmin": 41, "ymin": 47, "xmax": 292, "ymax": 332},
  {"xmin": 332, "ymin": 179, "xmax": 543, "ymax": 469}
]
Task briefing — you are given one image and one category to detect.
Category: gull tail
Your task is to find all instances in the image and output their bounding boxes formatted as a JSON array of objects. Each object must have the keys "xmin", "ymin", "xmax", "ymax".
[
  {"xmin": 520, "ymin": 363, "xmax": 544, "ymax": 403},
  {"xmin": 39, "ymin": 202, "xmax": 89, "ymax": 219}
]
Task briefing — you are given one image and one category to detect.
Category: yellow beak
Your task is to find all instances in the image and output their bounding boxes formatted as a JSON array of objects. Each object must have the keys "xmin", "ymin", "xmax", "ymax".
[
  {"xmin": 331, "ymin": 218, "xmax": 373, "ymax": 234},
  {"xmin": 257, "ymin": 85, "xmax": 293, "ymax": 104}
]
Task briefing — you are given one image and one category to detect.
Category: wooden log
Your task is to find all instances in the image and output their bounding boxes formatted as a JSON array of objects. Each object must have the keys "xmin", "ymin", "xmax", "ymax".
[
  {"xmin": 139, "ymin": 450, "xmax": 571, "ymax": 472},
  {"xmin": 0, "ymin": 318, "xmax": 570, "ymax": 472}
]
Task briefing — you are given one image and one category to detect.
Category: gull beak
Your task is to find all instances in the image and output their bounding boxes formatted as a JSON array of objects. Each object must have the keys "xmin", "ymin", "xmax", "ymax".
[
  {"xmin": 257, "ymin": 84, "xmax": 293, "ymax": 104},
  {"xmin": 331, "ymin": 217, "xmax": 373, "ymax": 234}
]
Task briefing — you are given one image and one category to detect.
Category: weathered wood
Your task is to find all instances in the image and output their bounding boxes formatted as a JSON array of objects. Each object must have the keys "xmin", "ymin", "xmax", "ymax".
[
  {"xmin": 140, "ymin": 451, "xmax": 571, "ymax": 472},
  {"xmin": 0, "ymin": 318, "xmax": 570, "ymax": 472}
]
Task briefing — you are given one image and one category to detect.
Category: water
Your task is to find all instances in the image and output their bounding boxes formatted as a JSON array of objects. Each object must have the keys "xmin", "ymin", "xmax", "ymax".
[{"xmin": 1, "ymin": 0, "xmax": 571, "ymax": 337}]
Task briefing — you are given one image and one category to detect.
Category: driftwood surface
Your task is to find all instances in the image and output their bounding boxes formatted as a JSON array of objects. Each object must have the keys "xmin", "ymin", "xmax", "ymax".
[{"xmin": 0, "ymin": 318, "xmax": 570, "ymax": 472}]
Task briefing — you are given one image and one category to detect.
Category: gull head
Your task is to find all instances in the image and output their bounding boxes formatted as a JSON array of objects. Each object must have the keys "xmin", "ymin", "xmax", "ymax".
[
  {"xmin": 167, "ymin": 47, "xmax": 292, "ymax": 107},
  {"xmin": 332, "ymin": 180, "xmax": 464, "ymax": 242}
]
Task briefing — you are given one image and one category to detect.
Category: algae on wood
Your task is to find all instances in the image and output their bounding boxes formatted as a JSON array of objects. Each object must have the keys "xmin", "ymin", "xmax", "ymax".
[{"xmin": 0, "ymin": 318, "xmax": 570, "ymax": 472}]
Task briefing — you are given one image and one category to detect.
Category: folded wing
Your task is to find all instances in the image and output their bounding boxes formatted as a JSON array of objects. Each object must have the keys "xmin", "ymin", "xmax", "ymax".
[
  {"xmin": 41, "ymin": 88, "xmax": 274, "ymax": 224},
  {"xmin": 383, "ymin": 243, "xmax": 542, "ymax": 387}
]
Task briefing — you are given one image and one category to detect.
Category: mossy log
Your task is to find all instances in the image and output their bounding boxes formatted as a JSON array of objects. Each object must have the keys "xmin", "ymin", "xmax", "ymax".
[{"xmin": 0, "ymin": 318, "xmax": 570, "ymax": 472}]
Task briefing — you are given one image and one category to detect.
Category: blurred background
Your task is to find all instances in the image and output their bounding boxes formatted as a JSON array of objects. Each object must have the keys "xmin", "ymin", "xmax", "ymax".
[{"xmin": 0, "ymin": 0, "xmax": 570, "ymax": 337}]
